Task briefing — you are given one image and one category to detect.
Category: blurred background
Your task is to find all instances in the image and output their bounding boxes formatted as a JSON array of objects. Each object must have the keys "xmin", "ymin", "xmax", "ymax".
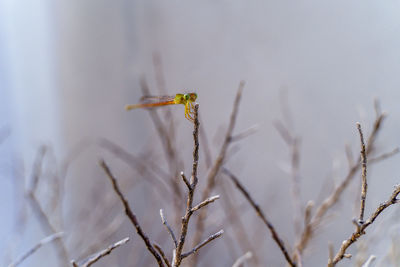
[{"xmin": 1, "ymin": 0, "xmax": 400, "ymax": 266}]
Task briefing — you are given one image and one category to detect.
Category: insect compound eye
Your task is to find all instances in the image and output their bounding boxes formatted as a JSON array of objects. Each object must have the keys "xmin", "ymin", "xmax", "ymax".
[{"xmin": 184, "ymin": 94, "xmax": 190, "ymax": 100}]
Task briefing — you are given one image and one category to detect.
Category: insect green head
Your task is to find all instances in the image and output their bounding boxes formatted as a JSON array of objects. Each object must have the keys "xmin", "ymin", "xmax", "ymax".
[{"xmin": 184, "ymin": 94, "xmax": 190, "ymax": 101}]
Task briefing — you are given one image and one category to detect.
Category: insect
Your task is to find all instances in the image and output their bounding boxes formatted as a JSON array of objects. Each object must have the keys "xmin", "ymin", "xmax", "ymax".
[{"xmin": 125, "ymin": 93, "xmax": 198, "ymax": 122}]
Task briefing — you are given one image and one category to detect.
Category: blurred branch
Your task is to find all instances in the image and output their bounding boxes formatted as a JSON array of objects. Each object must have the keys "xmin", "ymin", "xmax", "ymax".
[
  {"xmin": 0, "ymin": 125, "xmax": 11, "ymax": 146},
  {"xmin": 369, "ymin": 147, "xmax": 399, "ymax": 164},
  {"xmin": 191, "ymin": 81, "xmax": 245, "ymax": 264},
  {"xmin": 223, "ymin": 168, "xmax": 296, "ymax": 267},
  {"xmin": 140, "ymin": 79, "xmax": 181, "ymax": 183},
  {"xmin": 274, "ymin": 119, "xmax": 302, "ymax": 235},
  {"xmin": 71, "ymin": 237, "xmax": 129, "ymax": 267},
  {"xmin": 329, "ymin": 185, "xmax": 400, "ymax": 266},
  {"xmin": 230, "ymin": 124, "xmax": 260, "ymax": 143},
  {"xmin": 232, "ymin": 251, "xmax": 253, "ymax": 267},
  {"xmin": 100, "ymin": 160, "xmax": 164, "ymax": 266},
  {"xmin": 26, "ymin": 147, "xmax": 69, "ymax": 266},
  {"xmin": 218, "ymin": 179, "xmax": 259, "ymax": 264},
  {"xmin": 361, "ymin": 255, "xmax": 376, "ymax": 267},
  {"xmin": 8, "ymin": 232, "xmax": 64, "ymax": 267}
]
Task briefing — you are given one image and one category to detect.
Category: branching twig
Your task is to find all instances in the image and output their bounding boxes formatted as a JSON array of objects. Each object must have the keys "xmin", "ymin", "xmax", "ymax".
[
  {"xmin": 160, "ymin": 209, "xmax": 178, "ymax": 248},
  {"xmin": 181, "ymin": 230, "xmax": 224, "ymax": 259},
  {"xmin": 223, "ymin": 168, "xmax": 296, "ymax": 267},
  {"xmin": 71, "ymin": 237, "xmax": 129, "ymax": 267},
  {"xmin": 8, "ymin": 232, "xmax": 64, "ymax": 267},
  {"xmin": 329, "ymin": 185, "xmax": 400, "ymax": 266},
  {"xmin": 100, "ymin": 160, "xmax": 164, "ymax": 266},
  {"xmin": 191, "ymin": 81, "xmax": 244, "ymax": 264},
  {"xmin": 173, "ymin": 104, "xmax": 198, "ymax": 265},
  {"xmin": 295, "ymin": 109, "xmax": 386, "ymax": 260},
  {"xmin": 172, "ymin": 104, "xmax": 222, "ymax": 266}
]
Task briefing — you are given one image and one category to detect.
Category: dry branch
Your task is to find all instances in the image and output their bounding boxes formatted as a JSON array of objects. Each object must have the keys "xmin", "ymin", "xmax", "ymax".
[
  {"xmin": 181, "ymin": 230, "xmax": 224, "ymax": 259},
  {"xmin": 191, "ymin": 195, "xmax": 220, "ymax": 212},
  {"xmin": 8, "ymin": 232, "xmax": 64, "ymax": 267},
  {"xmin": 71, "ymin": 237, "xmax": 129, "ymax": 267},
  {"xmin": 223, "ymin": 168, "xmax": 296, "ymax": 267},
  {"xmin": 172, "ymin": 104, "xmax": 223, "ymax": 266},
  {"xmin": 329, "ymin": 185, "xmax": 400, "ymax": 266},
  {"xmin": 356, "ymin": 122, "xmax": 367, "ymax": 223},
  {"xmin": 191, "ymin": 81, "xmax": 245, "ymax": 264},
  {"xmin": 100, "ymin": 160, "xmax": 164, "ymax": 266},
  {"xmin": 295, "ymin": 109, "xmax": 386, "ymax": 260}
]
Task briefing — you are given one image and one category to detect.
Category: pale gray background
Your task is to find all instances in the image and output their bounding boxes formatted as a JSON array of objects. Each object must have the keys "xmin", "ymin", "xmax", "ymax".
[{"xmin": 1, "ymin": 0, "xmax": 400, "ymax": 266}]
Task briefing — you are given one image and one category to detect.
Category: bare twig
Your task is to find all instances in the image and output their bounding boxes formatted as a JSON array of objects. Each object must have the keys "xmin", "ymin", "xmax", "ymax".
[
  {"xmin": 72, "ymin": 237, "xmax": 129, "ymax": 267},
  {"xmin": 232, "ymin": 251, "xmax": 253, "ymax": 267},
  {"xmin": 8, "ymin": 232, "xmax": 64, "ymax": 267},
  {"xmin": 160, "ymin": 209, "xmax": 178, "ymax": 248},
  {"xmin": 154, "ymin": 243, "xmax": 172, "ymax": 267},
  {"xmin": 357, "ymin": 122, "xmax": 367, "ymax": 223},
  {"xmin": 100, "ymin": 160, "xmax": 164, "ymax": 266},
  {"xmin": 191, "ymin": 81, "xmax": 244, "ymax": 264},
  {"xmin": 330, "ymin": 185, "xmax": 400, "ymax": 266},
  {"xmin": 223, "ymin": 168, "xmax": 296, "ymax": 267},
  {"xmin": 181, "ymin": 230, "xmax": 224, "ymax": 259},
  {"xmin": 191, "ymin": 195, "xmax": 220, "ymax": 212}
]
